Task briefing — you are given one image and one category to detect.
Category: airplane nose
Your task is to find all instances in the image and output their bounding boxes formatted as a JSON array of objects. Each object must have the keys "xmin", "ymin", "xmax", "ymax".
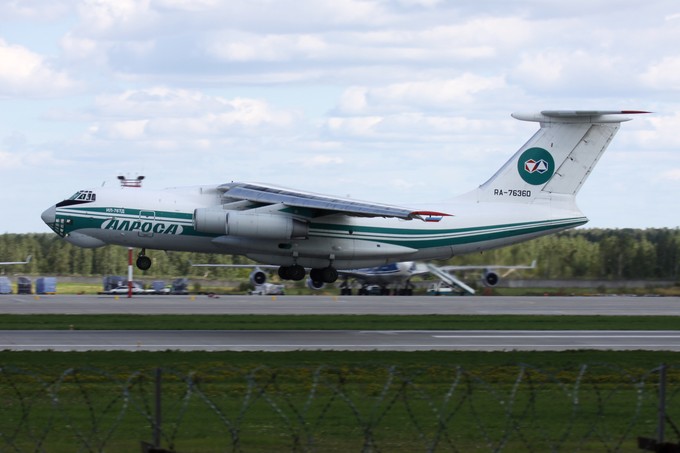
[{"xmin": 41, "ymin": 205, "xmax": 56, "ymax": 225}]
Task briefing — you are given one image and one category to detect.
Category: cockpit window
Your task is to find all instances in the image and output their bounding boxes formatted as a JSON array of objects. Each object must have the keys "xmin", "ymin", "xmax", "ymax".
[
  {"xmin": 69, "ymin": 191, "xmax": 96, "ymax": 202},
  {"xmin": 58, "ymin": 190, "xmax": 96, "ymax": 207}
]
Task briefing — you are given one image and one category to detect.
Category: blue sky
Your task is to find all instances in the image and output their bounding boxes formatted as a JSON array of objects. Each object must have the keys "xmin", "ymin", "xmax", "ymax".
[{"xmin": 1, "ymin": 0, "xmax": 678, "ymax": 233}]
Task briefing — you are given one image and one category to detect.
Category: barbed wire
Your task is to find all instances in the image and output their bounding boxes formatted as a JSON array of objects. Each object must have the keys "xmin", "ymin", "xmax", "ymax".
[{"xmin": 0, "ymin": 363, "xmax": 678, "ymax": 452}]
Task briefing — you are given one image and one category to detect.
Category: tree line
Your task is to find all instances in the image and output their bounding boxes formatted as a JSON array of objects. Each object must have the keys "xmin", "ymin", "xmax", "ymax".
[{"xmin": 0, "ymin": 229, "xmax": 678, "ymax": 281}]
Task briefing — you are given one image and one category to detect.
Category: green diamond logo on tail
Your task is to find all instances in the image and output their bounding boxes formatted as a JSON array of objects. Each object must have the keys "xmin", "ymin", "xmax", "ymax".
[{"xmin": 517, "ymin": 147, "xmax": 555, "ymax": 185}]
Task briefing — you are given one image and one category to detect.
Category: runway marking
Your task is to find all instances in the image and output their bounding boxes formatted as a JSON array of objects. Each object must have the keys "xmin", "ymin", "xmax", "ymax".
[
  {"xmin": 2, "ymin": 344, "xmax": 679, "ymax": 349},
  {"xmin": 433, "ymin": 334, "xmax": 680, "ymax": 338}
]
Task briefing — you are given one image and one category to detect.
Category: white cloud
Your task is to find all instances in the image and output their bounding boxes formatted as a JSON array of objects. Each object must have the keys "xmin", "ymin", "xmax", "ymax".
[
  {"xmin": 641, "ymin": 56, "xmax": 680, "ymax": 90},
  {"xmin": 76, "ymin": 0, "xmax": 158, "ymax": 37},
  {"xmin": 0, "ymin": 39, "xmax": 76, "ymax": 97},
  {"xmin": 0, "ymin": 1, "xmax": 70, "ymax": 20},
  {"xmin": 1, "ymin": 0, "xmax": 679, "ymax": 231},
  {"xmin": 512, "ymin": 50, "xmax": 625, "ymax": 92},
  {"xmin": 0, "ymin": 150, "xmax": 22, "ymax": 169},
  {"xmin": 632, "ymin": 112, "xmax": 680, "ymax": 148},
  {"xmin": 337, "ymin": 75, "xmax": 506, "ymax": 114},
  {"xmin": 86, "ymin": 87, "xmax": 300, "ymax": 142},
  {"xmin": 206, "ymin": 33, "xmax": 328, "ymax": 62},
  {"xmin": 660, "ymin": 168, "xmax": 680, "ymax": 181},
  {"xmin": 301, "ymin": 155, "xmax": 344, "ymax": 167}
]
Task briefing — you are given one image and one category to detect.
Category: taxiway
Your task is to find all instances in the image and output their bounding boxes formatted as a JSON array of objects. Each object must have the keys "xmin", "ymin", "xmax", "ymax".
[{"xmin": 1, "ymin": 294, "xmax": 679, "ymax": 351}]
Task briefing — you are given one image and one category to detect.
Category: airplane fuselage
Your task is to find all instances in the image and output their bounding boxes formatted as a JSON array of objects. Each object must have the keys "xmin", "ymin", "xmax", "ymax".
[
  {"xmin": 43, "ymin": 110, "xmax": 644, "ymax": 279},
  {"xmin": 43, "ymin": 184, "xmax": 585, "ymax": 270}
]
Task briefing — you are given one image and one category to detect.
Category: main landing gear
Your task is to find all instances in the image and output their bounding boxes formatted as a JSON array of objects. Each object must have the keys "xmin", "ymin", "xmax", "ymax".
[
  {"xmin": 136, "ymin": 248, "xmax": 152, "ymax": 270},
  {"xmin": 278, "ymin": 265, "xmax": 338, "ymax": 283}
]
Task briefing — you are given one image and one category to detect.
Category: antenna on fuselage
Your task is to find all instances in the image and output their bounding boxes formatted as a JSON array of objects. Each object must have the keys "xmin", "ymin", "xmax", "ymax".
[{"xmin": 118, "ymin": 175, "xmax": 145, "ymax": 188}]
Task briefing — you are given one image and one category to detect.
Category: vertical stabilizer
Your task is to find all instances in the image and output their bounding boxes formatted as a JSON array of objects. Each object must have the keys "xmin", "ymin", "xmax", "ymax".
[{"xmin": 471, "ymin": 110, "xmax": 647, "ymax": 206}]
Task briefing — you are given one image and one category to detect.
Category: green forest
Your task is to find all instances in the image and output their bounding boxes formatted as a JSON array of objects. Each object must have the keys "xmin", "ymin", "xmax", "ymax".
[{"xmin": 0, "ymin": 229, "xmax": 678, "ymax": 281}]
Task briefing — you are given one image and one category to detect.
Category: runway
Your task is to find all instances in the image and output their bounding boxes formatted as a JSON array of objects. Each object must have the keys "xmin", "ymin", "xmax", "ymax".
[
  {"xmin": 1, "ymin": 329, "xmax": 680, "ymax": 351},
  {"xmin": 1, "ymin": 294, "xmax": 679, "ymax": 351},
  {"xmin": 1, "ymin": 294, "xmax": 680, "ymax": 315}
]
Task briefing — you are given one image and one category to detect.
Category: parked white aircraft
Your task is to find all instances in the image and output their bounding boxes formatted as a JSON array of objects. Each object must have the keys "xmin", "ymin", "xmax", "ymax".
[
  {"xmin": 0, "ymin": 256, "xmax": 32, "ymax": 265},
  {"xmin": 333, "ymin": 260, "xmax": 537, "ymax": 295},
  {"xmin": 41, "ymin": 110, "xmax": 646, "ymax": 283},
  {"xmin": 189, "ymin": 262, "xmax": 285, "ymax": 295}
]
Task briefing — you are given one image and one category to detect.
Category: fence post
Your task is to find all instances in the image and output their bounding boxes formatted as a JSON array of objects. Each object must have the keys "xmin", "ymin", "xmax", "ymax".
[
  {"xmin": 659, "ymin": 363, "xmax": 666, "ymax": 445},
  {"xmin": 154, "ymin": 367, "xmax": 162, "ymax": 448}
]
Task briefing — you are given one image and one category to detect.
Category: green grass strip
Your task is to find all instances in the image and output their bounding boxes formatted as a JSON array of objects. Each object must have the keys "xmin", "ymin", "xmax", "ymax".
[
  {"xmin": 1, "ymin": 314, "xmax": 680, "ymax": 330},
  {"xmin": 1, "ymin": 349, "xmax": 680, "ymax": 370}
]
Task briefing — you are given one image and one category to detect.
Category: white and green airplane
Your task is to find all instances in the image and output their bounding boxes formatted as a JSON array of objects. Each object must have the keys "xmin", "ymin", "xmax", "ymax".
[{"xmin": 41, "ymin": 110, "xmax": 646, "ymax": 285}]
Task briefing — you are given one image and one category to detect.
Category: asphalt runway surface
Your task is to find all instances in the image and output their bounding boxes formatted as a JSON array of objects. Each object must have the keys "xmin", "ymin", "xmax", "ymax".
[
  {"xmin": 1, "ymin": 294, "xmax": 680, "ymax": 315},
  {"xmin": 1, "ymin": 294, "xmax": 679, "ymax": 351},
  {"xmin": 2, "ymin": 329, "xmax": 680, "ymax": 352}
]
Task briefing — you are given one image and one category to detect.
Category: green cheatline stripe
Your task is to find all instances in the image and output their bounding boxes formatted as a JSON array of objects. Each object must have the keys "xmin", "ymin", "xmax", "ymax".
[
  {"xmin": 311, "ymin": 217, "xmax": 586, "ymax": 236},
  {"xmin": 310, "ymin": 217, "xmax": 587, "ymax": 248},
  {"xmin": 59, "ymin": 207, "xmax": 194, "ymax": 221},
  {"xmin": 56, "ymin": 206, "xmax": 586, "ymax": 249}
]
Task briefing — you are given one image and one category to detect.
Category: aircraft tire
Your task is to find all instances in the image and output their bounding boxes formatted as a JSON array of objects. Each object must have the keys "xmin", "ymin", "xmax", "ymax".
[
  {"xmin": 136, "ymin": 255, "xmax": 152, "ymax": 270},
  {"xmin": 290, "ymin": 265, "xmax": 306, "ymax": 281},
  {"xmin": 320, "ymin": 267, "xmax": 338, "ymax": 283},
  {"xmin": 278, "ymin": 266, "xmax": 290, "ymax": 280},
  {"xmin": 309, "ymin": 268, "xmax": 323, "ymax": 282}
]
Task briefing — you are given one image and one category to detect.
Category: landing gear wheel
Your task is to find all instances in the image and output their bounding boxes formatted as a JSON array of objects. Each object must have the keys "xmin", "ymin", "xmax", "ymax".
[
  {"xmin": 320, "ymin": 267, "xmax": 338, "ymax": 283},
  {"xmin": 279, "ymin": 265, "xmax": 306, "ymax": 281},
  {"xmin": 136, "ymin": 255, "xmax": 151, "ymax": 271},
  {"xmin": 290, "ymin": 264, "xmax": 306, "ymax": 281},
  {"xmin": 309, "ymin": 268, "xmax": 323, "ymax": 282},
  {"xmin": 278, "ymin": 266, "xmax": 291, "ymax": 280}
]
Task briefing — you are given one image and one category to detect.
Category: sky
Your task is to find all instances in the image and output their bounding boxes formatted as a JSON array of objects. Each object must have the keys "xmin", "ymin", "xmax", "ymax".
[{"xmin": 0, "ymin": 0, "xmax": 678, "ymax": 233}]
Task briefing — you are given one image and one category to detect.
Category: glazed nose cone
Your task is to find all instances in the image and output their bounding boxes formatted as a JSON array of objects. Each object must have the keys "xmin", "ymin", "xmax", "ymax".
[{"xmin": 41, "ymin": 205, "xmax": 56, "ymax": 225}]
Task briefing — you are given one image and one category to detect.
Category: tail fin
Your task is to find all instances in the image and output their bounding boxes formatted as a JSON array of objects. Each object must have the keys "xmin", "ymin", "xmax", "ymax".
[{"xmin": 471, "ymin": 110, "xmax": 648, "ymax": 206}]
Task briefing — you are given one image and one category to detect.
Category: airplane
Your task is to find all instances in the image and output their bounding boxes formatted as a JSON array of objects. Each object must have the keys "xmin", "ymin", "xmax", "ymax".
[
  {"xmin": 317, "ymin": 259, "xmax": 536, "ymax": 295},
  {"xmin": 0, "ymin": 256, "xmax": 32, "ymax": 265},
  {"xmin": 41, "ymin": 110, "xmax": 647, "ymax": 283},
  {"xmin": 189, "ymin": 259, "xmax": 534, "ymax": 295},
  {"xmin": 189, "ymin": 262, "xmax": 285, "ymax": 295}
]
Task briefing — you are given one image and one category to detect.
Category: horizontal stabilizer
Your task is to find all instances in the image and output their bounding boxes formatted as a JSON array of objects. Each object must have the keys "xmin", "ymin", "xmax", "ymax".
[{"xmin": 512, "ymin": 110, "xmax": 649, "ymax": 123}]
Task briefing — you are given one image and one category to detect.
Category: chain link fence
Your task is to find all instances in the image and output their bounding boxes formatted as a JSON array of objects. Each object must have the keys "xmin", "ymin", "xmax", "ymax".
[{"xmin": 1, "ymin": 363, "xmax": 679, "ymax": 452}]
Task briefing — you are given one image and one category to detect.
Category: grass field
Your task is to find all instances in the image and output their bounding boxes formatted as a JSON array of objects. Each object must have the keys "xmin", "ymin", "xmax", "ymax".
[
  {"xmin": 2, "ymin": 284, "xmax": 680, "ymax": 451},
  {"xmin": 1, "ymin": 350, "xmax": 679, "ymax": 452},
  {"xmin": 1, "ymin": 313, "xmax": 680, "ymax": 331}
]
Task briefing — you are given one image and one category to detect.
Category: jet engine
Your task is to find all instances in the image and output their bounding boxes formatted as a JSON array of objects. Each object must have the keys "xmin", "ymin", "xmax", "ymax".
[
  {"xmin": 250, "ymin": 269, "xmax": 267, "ymax": 286},
  {"xmin": 306, "ymin": 278, "xmax": 325, "ymax": 291},
  {"xmin": 194, "ymin": 208, "xmax": 308, "ymax": 240},
  {"xmin": 482, "ymin": 270, "xmax": 500, "ymax": 287}
]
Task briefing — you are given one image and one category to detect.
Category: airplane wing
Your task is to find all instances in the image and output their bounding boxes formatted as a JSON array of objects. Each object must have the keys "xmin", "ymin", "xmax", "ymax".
[
  {"xmin": 189, "ymin": 262, "xmax": 278, "ymax": 269},
  {"xmin": 440, "ymin": 260, "xmax": 537, "ymax": 273},
  {"xmin": 0, "ymin": 255, "xmax": 32, "ymax": 265},
  {"xmin": 218, "ymin": 182, "xmax": 450, "ymax": 221}
]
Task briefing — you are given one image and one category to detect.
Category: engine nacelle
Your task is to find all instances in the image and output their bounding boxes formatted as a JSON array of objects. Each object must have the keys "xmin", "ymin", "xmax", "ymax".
[
  {"xmin": 250, "ymin": 269, "xmax": 267, "ymax": 286},
  {"xmin": 194, "ymin": 208, "xmax": 308, "ymax": 240},
  {"xmin": 482, "ymin": 270, "xmax": 500, "ymax": 287},
  {"xmin": 306, "ymin": 278, "xmax": 325, "ymax": 291}
]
